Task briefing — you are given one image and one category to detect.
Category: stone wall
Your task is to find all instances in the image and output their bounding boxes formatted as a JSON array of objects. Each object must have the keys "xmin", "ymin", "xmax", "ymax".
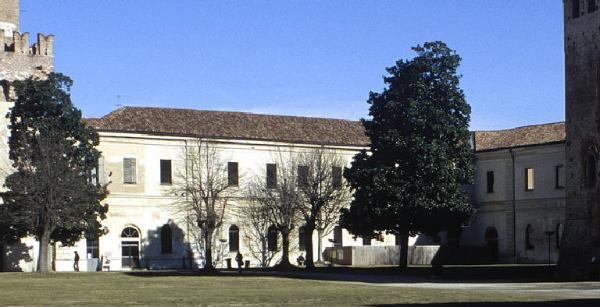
[
  {"xmin": 0, "ymin": 0, "xmax": 20, "ymax": 33},
  {"xmin": 558, "ymin": 0, "xmax": 600, "ymax": 280}
]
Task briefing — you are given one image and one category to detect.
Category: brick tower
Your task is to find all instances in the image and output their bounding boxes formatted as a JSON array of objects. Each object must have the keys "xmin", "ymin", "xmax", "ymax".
[
  {"xmin": 0, "ymin": 0, "xmax": 54, "ymax": 175},
  {"xmin": 558, "ymin": 0, "xmax": 600, "ymax": 279}
]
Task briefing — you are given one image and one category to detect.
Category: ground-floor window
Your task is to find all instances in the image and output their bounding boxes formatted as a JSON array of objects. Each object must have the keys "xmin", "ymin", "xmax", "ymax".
[{"xmin": 121, "ymin": 226, "xmax": 141, "ymax": 268}]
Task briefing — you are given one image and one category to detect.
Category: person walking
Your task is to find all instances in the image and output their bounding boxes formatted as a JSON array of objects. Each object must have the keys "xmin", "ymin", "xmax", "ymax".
[
  {"xmin": 235, "ymin": 251, "xmax": 244, "ymax": 274},
  {"xmin": 73, "ymin": 251, "xmax": 80, "ymax": 272}
]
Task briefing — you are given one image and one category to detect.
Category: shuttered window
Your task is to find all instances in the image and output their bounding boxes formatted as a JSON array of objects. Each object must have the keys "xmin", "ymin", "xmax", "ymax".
[
  {"xmin": 123, "ymin": 158, "xmax": 137, "ymax": 184},
  {"xmin": 298, "ymin": 165, "xmax": 308, "ymax": 188},
  {"xmin": 228, "ymin": 162, "xmax": 239, "ymax": 186},
  {"xmin": 266, "ymin": 163, "xmax": 277, "ymax": 188},
  {"xmin": 160, "ymin": 160, "xmax": 172, "ymax": 184},
  {"xmin": 332, "ymin": 166, "xmax": 343, "ymax": 189}
]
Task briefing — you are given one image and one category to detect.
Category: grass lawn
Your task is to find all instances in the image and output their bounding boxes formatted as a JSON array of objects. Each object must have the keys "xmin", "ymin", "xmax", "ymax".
[{"xmin": 0, "ymin": 271, "xmax": 595, "ymax": 306}]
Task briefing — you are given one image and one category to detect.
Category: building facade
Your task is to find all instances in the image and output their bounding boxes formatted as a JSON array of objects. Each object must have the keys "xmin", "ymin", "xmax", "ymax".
[{"xmin": 0, "ymin": 0, "xmax": 571, "ymax": 271}]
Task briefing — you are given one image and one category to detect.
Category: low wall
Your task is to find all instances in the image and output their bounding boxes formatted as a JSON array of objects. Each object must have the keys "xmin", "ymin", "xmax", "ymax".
[{"xmin": 324, "ymin": 245, "xmax": 493, "ymax": 266}]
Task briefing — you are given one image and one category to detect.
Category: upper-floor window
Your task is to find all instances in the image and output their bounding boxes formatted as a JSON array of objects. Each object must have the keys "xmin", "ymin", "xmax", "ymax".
[
  {"xmin": 555, "ymin": 165, "xmax": 565, "ymax": 189},
  {"xmin": 573, "ymin": 0, "xmax": 581, "ymax": 18},
  {"xmin": 123, "ymin": 158, "xmax": 137, "ymax": 184},
  {"xmin": 228, "ymin": 162, "xmax": 239, "ymax": 186},
  {"xmin": 589, "ymin": 0, "xmax": 598, "ymax": 13},
  {"xmin": 160, "ymin": 159, "xmax": 172, "ymax": 184},
  {"xmin": 298, "ymin": 165, "xmax": 309, "ymax": 188},
  {"xmin": 486, "ymin": 171, "xmax": 494, "ymax": 193},
  {"xmin": 266, "ymin": 163, "xmax": 277, "ymax": 188},
  {"xmin": 332, "ymin": 166, "xmax": 343, "ymax": 189},
  {"xmin": 525, "ymin": 168, "xmax": 535, "ymax": 191}
]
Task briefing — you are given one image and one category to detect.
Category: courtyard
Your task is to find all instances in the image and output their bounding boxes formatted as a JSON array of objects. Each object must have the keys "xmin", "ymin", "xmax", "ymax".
[{"xmin": 2, "ymin": 267, "xmax": 600, "ymax": 306}]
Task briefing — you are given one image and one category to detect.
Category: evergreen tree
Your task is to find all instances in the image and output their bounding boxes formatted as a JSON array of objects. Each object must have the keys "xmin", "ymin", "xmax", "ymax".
[
  {"xmin": 340, "ymin": 42, "xmax": 474, "ymax": 268},
  {"xmin": 0, "ymin": 73, "xmax": 108, "ymax": 272}
]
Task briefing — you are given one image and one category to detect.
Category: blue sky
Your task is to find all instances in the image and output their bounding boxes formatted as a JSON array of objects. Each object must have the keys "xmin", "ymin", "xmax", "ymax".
[{"xmin": 21, "ymin": 1, "xmax": 564, "ymax": 130}]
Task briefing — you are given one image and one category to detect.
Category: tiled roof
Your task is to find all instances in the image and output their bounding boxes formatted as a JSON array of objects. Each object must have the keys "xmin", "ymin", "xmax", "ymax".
[
  {"xmin": 85, "ymin": 107, "xmax": 566, "ymax": 150},
  {"xmin": 85, "ymin": 107, "xmax": 370, "ymax": 146},
  {"xmin": 473, "ymin": 122, "xmax": 565, "ymax": 152}
]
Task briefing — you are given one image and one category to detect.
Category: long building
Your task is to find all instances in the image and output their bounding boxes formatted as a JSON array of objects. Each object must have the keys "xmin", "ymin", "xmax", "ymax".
[{"xmin": 0, "ymin": 0, "xmax": 568, "ymax": 271}]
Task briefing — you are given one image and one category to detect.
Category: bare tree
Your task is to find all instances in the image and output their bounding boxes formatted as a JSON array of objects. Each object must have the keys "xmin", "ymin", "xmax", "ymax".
[
  {"xmin": 243, "ymin": 150, "xmax": 301, "ymax": 269},
  {"xmin": 297, "ymin": 148, "xmax": 351, "ymax": 269},
  {"xmin": 172, "ymin": 140, "xmax": 230, "ymax": 271},
  {"xmin": 236, "ymin": 198, "xmax": 279, "ymax": 267}
]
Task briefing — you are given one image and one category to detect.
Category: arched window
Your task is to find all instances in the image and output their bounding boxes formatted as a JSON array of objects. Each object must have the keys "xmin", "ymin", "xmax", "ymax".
[
  {"xmin": 484, "ymin": 227, "xmax": 498, "ymax": 260},
  {"xmin": 298, "ymin": 226, "xmax": 306, "ymax": 251},
  {"xmin": 161, "ymin": 224, "xmax": 172, "ymax": 254},
  {"xmin": 556, "ymin": 223, "xmax": 563, "ymax": 249},
  {"xmin": 526, "ymin": 224, "xmax": 534, "ymax": 250},
  {"xmin": 585, "ymin": 153, "xmax": 597, "ymax": 188},
  {"xmin": 229, "ymin": 225, "xmax": 239, "ymax": 252},
  {"xmin": 121, "ymin": 226, "xmax": 140, "ymax": 238},
  {"xmin": 333, "ymin": 226, "xmax": 343, "ymax": 247},
  {"xmin": 268, "ymin": 225, "xmax": 278, "ymax": 252}
]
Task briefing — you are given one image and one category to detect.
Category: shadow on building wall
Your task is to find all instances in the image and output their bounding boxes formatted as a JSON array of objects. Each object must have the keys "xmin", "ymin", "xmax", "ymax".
[
  {"xmin": 141, "ymin": 220, "xmax": 195, "ymax": 270},
  {"xmin": 1, "ymin": 242, "xmax": 33, "ymax": 272}
]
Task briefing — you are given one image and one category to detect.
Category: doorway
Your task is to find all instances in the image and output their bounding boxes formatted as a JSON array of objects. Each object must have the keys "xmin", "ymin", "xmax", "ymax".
[{"xmin": 121, "ymin": 226, "xmax": 140, "ymax": 269}]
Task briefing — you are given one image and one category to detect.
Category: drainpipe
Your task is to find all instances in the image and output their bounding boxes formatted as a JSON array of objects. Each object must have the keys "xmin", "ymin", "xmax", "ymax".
[{"xmin": 510, "ymin": 148, "xmax": 517, "ymax": 263}]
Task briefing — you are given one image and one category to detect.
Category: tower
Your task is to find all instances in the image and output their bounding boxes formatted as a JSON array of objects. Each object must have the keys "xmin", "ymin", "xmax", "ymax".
[
  {"xmin": 558, "ymin": 0, "xmax": 600, "ymax": 279},
  {"xmin": 0, "ymin": 0, "xmax": 54, "ymax": 175}
]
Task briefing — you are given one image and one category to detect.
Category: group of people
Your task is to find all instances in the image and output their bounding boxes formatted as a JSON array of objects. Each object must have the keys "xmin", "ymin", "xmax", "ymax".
[{"xmin": 72, "ymin": 251, "xmax": 306, "ymax": 272}]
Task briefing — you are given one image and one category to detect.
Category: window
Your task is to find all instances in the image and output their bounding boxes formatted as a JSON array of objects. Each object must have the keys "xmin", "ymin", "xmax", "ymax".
[
  {"xmin": 585, "ymin": 154, "xmax": 597, "ymax": 188},
  {"xmin": 161, "ymin": 224, "xmax": 172, "ymax": 254},
  {"xmin": 486, "ymin": 171, "xmax": 494, "ymax": 193},
  {"xmin": 228, "ymin": 162, "xmax": 239, "ymax": 186},
  {"xmin": 266, "ymin": 163, "xmax": 277, "ymax": 188},
  {"xmin": 267, "ymin": 225, "xmax": 278, "ymax": 251},
  {"xmin": 362, "ymin": 236, "xmax": 371, "ymax": 246},
  {"xmin": 333, "ymin": 226, "xmax": 343, "ymax": 247},
  {"xmin": 121, "ymin": 227, "xmax": 140, "ymax": 238},
  {"xmin": 573, "ymin": 0, "xmax": 581, "ymax": 18},
  {"xmin": 526, "ymin": 224, "xmax": 534, "ymax": 250},
  {"xmin": 589, "ymin": 0, "xmax": 598, "ymax": 13},
  {"xmin": 332, "ymin": 166, "xmax": 343, "ymax": 189},
  {"xmin": 555, "ymin": 165, "xmax": 565, "ymax": 189},
  {"xmin": 123, "ymin": 158, "xmax": 137, "ymax": 184},
  {"xmin": 160, "ymin": 159, "xmax": 172, "ymax": 184},
  {"xmin": 297, "ymin": 165, "xmax": 309, "ymax": 188},
  {"xmin": 298, "ymin": 226, "xmax": 306, "ymax": 251},
  {"xmin": 525, "ymin": 168, "xmax": 535, "ymax": 191},
  {"xmin": 86, "ymin": 236, "xmax": 99, "ymax": 259},
  {"xmin": 229, "ymin": 225, "xmax": 239, "ymax": 252}
]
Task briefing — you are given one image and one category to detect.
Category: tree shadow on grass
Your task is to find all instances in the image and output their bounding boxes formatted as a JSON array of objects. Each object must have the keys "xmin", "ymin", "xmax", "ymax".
[{"xmin": 368, "ymin": 300, "xmax": 600, "ymax": 306}]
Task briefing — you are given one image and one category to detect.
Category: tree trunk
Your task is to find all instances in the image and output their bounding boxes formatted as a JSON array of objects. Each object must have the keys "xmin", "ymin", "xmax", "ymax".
[
  {"xmin": 204, "ymin": 227, "xmax": 215, "ymax": 271},
  {"xmin": 38, "ymin": 230, "xmax": 51, "ymax": 272},
  {"xmin": 261, "ymin": 237, "xmax": 268, "ymax": 268},
  {"xmin": 51, "ymin": 242, "xmax": 56, "ymax": 271},
  {"xmin": 317, "ymin": 228, "xmax": 322, "ymax": 262},
  {"xmin": 305, "ymin": 223, "xmax": 315, "ymax": 269},
  {"xmin": 399, "ymin": 230, "xmax": 409, "ymax": 270},
  {"xmin": 280, "ymin": 229, "xmax": 291, "ymax": 267}
]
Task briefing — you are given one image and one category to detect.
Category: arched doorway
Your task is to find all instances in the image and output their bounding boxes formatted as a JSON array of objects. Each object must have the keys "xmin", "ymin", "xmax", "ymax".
[
  {"xmin": 484, "ymin": 227, "xmax": 498, "ymax": 261},
  {"xmin": 121, "ymin": 226, "xmax": 141, "ymax": 269}
]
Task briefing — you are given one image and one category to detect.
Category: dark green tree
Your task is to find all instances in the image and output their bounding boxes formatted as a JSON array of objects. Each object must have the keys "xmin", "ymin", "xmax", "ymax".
[
  {"xmin": 0, "ymin": 73, "xmax": 108, "ymax": 272},
  {"xmin": 340, "ymin": 42, "xmax": 474, "ymax": 269}
]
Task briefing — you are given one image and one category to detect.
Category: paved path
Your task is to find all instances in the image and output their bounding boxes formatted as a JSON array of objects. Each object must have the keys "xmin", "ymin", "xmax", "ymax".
[{"xmin": 235, "ymin": 270, "xmax": 600, "ymax": 299}]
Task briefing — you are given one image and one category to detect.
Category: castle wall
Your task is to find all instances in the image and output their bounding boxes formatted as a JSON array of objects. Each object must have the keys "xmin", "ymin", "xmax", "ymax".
[
  {"xmin": 558, "ymin": 0, "xmax": 600, "ymax": 279},
  {"xmin": 0, "ymin": 0, "xmax": 19, "ymax": 34}
]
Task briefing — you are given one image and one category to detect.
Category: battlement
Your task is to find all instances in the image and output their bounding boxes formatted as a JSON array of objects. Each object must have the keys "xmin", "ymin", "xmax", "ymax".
[{"xmin": 1, "ymin": 31, "xmax": 54, "ymax": 57}]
